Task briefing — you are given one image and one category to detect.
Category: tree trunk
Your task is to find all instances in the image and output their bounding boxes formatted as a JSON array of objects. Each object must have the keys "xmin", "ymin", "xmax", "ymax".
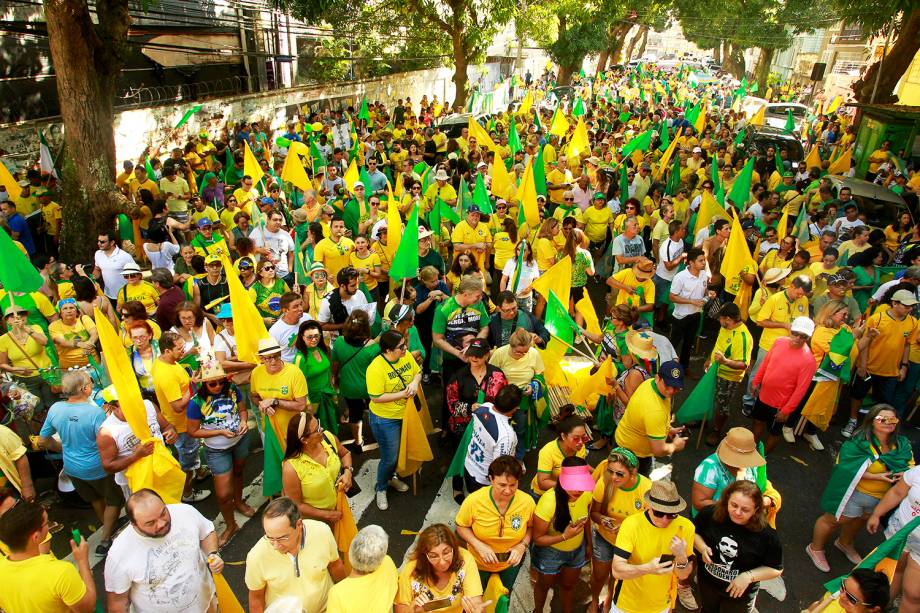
[
  {"xmin": 597, "ymin": 50, "xmax": 609, "ymax": 73},
  {"xmin": 713, "ymin": 45, "xmax": 721, "ymax": 63},
  {"xmin": 44, "ymin": 0, "xmax": 138, "ymax": 262},
  {"xmin": 451, "ymin": 30, "xmax": 469, "ymax": 110},
  {"xmin": 623, "ymin": 27, "xmax": 639, "ymax": 62},
  {"xmin": 606, "ymin": 22, "xmax": 633, "ymax": 66},
  {"xmin": 853, "ymin": 8, "xmax": 920, "ymax": 104},
  {"xmin": 723, "ymin": 42, "xmax": 746, "ymax": 80},
  {"xmin": 635, "ymin": 27, "xmax": 649, "ymax": 60},
  {"xmin": 754, "ymin": 47, "xmax": 774, "ymax": 87},
  {"xmin": 558, "ymin": 64, "xmax": 576, "ymax": 85}
]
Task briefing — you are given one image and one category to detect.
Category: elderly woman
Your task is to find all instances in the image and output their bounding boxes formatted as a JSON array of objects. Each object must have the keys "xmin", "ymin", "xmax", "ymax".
[
  {"xmin": 456, "ymin": 456, "xmax": 535, "ymax": 592},
  {"xmin": 282, "ymin": 411, "xmax": 353, "ymax": 528},
  {"xmin": 326, "ymin": 525, "xmax": 399, "ymax": 613},
  {"xmin": 395, "ymin": 524, "xmax": 485, "ymax": 613},
  {"xmin": 49, "ymin": 298, "xmax": 98, "ymax": 369}
]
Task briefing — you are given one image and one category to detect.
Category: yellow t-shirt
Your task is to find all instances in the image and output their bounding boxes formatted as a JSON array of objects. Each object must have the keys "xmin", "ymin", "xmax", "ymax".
[
  {"xmin": 116, "ymin": 281, "xmax": 159, "ymax": 315},
  {"xmin": 366, "ymin": 353, "xmax": 420, "ymax": 419},
  {"xmin": 591, "ymin": 472, "xmax": 650, "ymax": 544},
  {"xmin": 535, "ymin": 237, "xmax": 557, "ymax": 271},
  {"xmin": 396, "ymin": 548, "xmax": 483, "ymax": 613},
  {"xmin": 488, "ymin": 345, "xmax": 544, "ymax": 389},
  {"xmin": 552, "ymin": 205, "xmax": 584, "ymax": 225},
  {"xmin": 233, "ymin": 187, "xmax": 261, "ymax": 212},
  {"xmin": 545, "ymin": 169, "xmax": 571, "ymax": 204},
  {"xmin": 857, "ymin": 443, "xmax": 916, "ymax": 498},
  {"xmin": 326, "ymin": 555, "xmax": 398, "ymax": 613},
  {"xmin": 753, "ymin": 290, "xmax": 809, "ymax": 351},
  {"xmin": 244, "ymin": 519, "xmax": 340, "ymax": 613},
  {"xmin": 48, "ymin": 316, "xmax": 96, "ymax": 369},
  {"xmin": 313, "ymin": 237, "xmax": 355, "ymax": 286},
  {"xmin": 864, "ymin": 310, "xmax": 918, "ymax": 377},
  {"xmin": 535, "ymin": 490, "xmax": 592, "ymax": 551},
  {"xmin": 250, "ymin": 363, "xmax": 309, "ymax": 452},
  {"xmin": 152, "ymin": 359, "xmax": 190, "ymax": 433},
  {"xmin": 349, "ymin": 251, "xmax": 381, "ymax": 291},
  {"xmin": 451, "ymin": 221, "xmax": 492, "ymax": 270},
  {"xmin": 710, "ymin": 323, "xmax": 754, "ymax": 382},
  {"xmin": 285, "ymin": 437, "xmax": 341, "ymax": 511},
  {"xmin": 492, "ymin": 231, "xmax": 515, "ymax": 271},
  {"xmin": 0, "ymin": 553, "xmax": 87, "ymax": 612},
  {"xmin": 42, "ymin": 202, "xmax": 63, "ymax": 237},
  {"xmin": 583, "ymin": 206, "xmax": 614, "ymax": 243},
  {"xmin": 424, "ymin": 183, "xmax": 458, "ymax": 210},
  {"xmin": 531, "ymin": 440, "xmax": 589, "ymax": 496},
  {"xmin": 0, "ymin": 326, "xmax": 51, "ymax": 376},
  {"xmin": 191, "ymin": 206, "xmax": 220, "ymax": 227},
  {"xmin": 455, "ymin": 487, "xmax": 536, "ymax": 572},
  {"xmin": 614, "ymin": 379, "xmax": 671, "ymax": 459},
  {"xmin": 0, "ymin": 423, "xmax": 27, "ymax": 493},
  {"xmin": 611, "ymin": 269, "xmax": 655, "ymax": 308},
  {"xmin": 612, "ymin": 513, "xmax": 696, "ymax": 613}
]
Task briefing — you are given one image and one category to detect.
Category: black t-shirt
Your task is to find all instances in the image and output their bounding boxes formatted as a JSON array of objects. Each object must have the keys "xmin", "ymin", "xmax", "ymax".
[{"xmin": 692, "ymin": 505, "xmax": 783, "ymax": 591}]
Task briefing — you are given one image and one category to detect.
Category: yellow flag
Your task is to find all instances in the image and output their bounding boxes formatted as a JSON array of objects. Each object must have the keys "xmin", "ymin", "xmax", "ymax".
[
  {"xmin": 396, "ymin": 396, "xmax": 433, "ymax": 477},
  {"xmin": 694, "ymin": 191, "xmax": 727, "ymax": 237},
  {"xmin": 519, "ymin": 90, "xmax": 534, "ymax": 116},
  {"xmin": 721, "ymin": 212, "xmax": 757, "ymax": 290},
  {"xmin": 0, "ymin": 160, "xmax": 21, "ymax": 200},
  {"xmin": 549, "ymin": 110, "xmax": 570, "ymax": 137},
  {"xmin": 531, "ymin": 255, "xmax": 572, "ymax": 309},
  {"xmin": 483, "ymin": 573, "xmax": 509, "ymax": 613},
  {"xmin": 385, "ymin": 181, "xmax": 401, "ymax": 260},
  {"xmin": 95, "ymin": 308, "xmax": 185, "ymax": 503},
  {"xmin": 243, "ymin": 141, "xmax": 265, "ymax": 186},
  {"xmin": 764, "ymin": 87, "xmax": 773, "ymax": 101},
  {"xmin": 491, "ymin": 152, "xmax": 516, "ymax": 201},
  {"xmin": 767, "ymin": 170, "xmax": 782, "ymax": 191},
  {"xmin": 570, "ymin": 356, "xmax": 616, "ymax": 408},
  {"xmin": 827, "ymin": 147, "xmax": 853, "ymax": 175},
  {"xmin": 566, "ymin": 117, "xmax": 591, "ymax": 158},
  {"xmin": 694, "ymin": 105, "xmax": 707, "ymax": 134},
  {"xmin": 224, "ymin": 256, "xmax": 270, "ymax": 364},
  {"xmin": 731, "ymin": 96, "xmax": 742, "ymax": 113},
  {"xmin": 287, "ymin": 140, "xmax": 309, "ymax": 157},
  {"xmin": 468, "ymin": 116, "xmax": 498, "ymax": 152},
  {"xmin": 826, "ymin": 95, "xmax": 842, "ymax": 114},
  {"xmin": 332, "ymin": 489, "xmax": 359, "ymax": 573},
  {"xmin": 776, "ymin": 204, "xmax": 790, "ymax": 242},
  {"xmin": 515, "ymin": 158, "xmax": 541, "ymax": 228},
  {"xmin": 213, "ymin": 574, "xmax": 245, "ymax": 613},
  {"xmin": 343, "ymin": 159, "xmax": 360, "ymax": 194},
  {"xmin": 804, "ymin": 145, "xmax": 822, "ymax": 170},
  {"xmin": 655, "ymin": 133, "xmax": 681, "ymax": 181},
  {"xmin": 280, "ymin": 151, "xmax": 311, "ymax": 191},
  {"xmin": 576, "ymin": 294, "xmax": 601, "ymax": 336},
  {"xmin": 750, "ymin": 105, "xmax": 766, "ymax": 126},
  {"xmin": 537, "ymin": 346, "xmax": 570, "ymax": 384}
]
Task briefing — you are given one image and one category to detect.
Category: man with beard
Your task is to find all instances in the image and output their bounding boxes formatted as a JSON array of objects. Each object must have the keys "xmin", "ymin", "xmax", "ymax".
[
  {"xmin": 318, "ymin": 266, "xmax": 374, "ymax": 334},
  {"xmin": 104, "ymin": 489, "xmax": 223, "ymax": 613}
]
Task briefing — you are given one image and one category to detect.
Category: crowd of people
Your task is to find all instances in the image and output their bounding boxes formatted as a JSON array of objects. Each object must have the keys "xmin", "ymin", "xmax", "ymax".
[{"xmin": 0, "ymin": 61, "xmax": 919, "ymax": 613}]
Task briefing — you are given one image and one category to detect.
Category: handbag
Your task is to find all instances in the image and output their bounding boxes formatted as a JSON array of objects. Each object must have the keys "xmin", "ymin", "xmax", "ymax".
[{"xmin": 6, "ymin": 330, "xmax": 61, "ymax": 393}]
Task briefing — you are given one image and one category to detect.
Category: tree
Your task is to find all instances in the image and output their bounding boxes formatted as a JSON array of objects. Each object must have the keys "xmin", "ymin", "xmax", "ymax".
[{"xmin": 43, "ymin": 0, "xmax": 140, "ymax": 260}]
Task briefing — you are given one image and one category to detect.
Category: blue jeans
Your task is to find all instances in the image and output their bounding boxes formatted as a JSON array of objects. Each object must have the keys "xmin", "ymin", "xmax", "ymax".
[{"xmin": 369, "ymin": 412, "xmax": 402, "ymax": 492}]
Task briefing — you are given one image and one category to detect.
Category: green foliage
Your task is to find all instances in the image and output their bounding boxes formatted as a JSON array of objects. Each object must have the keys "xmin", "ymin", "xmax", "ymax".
[{"xmin": 827, "ymin": 0, "xmax": 920, "ymax": 34}]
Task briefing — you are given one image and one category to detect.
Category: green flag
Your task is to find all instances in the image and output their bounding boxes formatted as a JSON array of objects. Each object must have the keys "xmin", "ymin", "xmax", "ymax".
[
  {"xmin": 510, "ymin": 239, "xmax": 527, "ymax": 293},
  {"xmin": 572, "ymin": 97, "xmax": 586, "ymax": 117},
  {"xmin": 145, "ymin": 156, "xmax": 156, "ymax": 180},
  {"xmin": 618, "ymin": 111, "xmax": 631, "ymax": 124},
  {"xmin": 533, "ymin": 109, "xmax": 543, "ymax": 133},
  {"xmin": 262, "ymin": 414, "xmax": 284, "ymax": 497},
  {"xmin": 508, "ymin": 116, "xmax": 522, "ymax": 156},
  {"xmin": 545, "ymin": 290, "xmax": 578, "ymax": 346},
  {"xmin": 390, "ymin": 205, "xmax": 420, "ymax": 280},
  {"xmin": 446, "ymin": 421, "xmax": 475, "ymax": 478},
  {"xmin": 413, "ymin": 161, "xmax": 429, "ymax": 177},
  {"xmin": 343, "ymin": 198, "xmax": 362, "ymax": 238},
  {"xmin": 309, "ymin": 140, "xmax": 327, "ymax": 170},
  {"xmin": 775, "ymin": 148, "xmax": 785, "ymax": 176},
  {"xmin": 824, "ymin": 516, "xmax": 920, "ymax": 595},
  {"xmin": 665, "ymin": 154, "xmax": 681, "ymax": 197},
  {"xmin": 472, "ymin": 173, "xmax": 493, "ymax": 214},
  {"xmin": 357, "ymin": 96, "xmax": 370, "ymax": 121},
  {"xmin": 675, "ymin": 364, "xmax": 719, "ymax": 423},
  {"xmin": 174, "ymin": 104, "xmax": 202, "ymax": 129},
  {"xmin": 619, "ymin": 165, "xmax": 630, "ymax": 205},
  {"xmin": 433, "ymin": 196, "xmax": 459, "ymax": 224},
  {"xmin": 784, "ymin": 108, "xmax": 795, "ymax": 134},
  {"xmin": 533, "ymin": 147, "xmax": 548, "ymax": 196},
  {"xmin": 750, "ymin": 82, "xmax": 759, "ymax": 93},
  {"xmin": 657, "ymin": 121, "xmax": 670, "ymax": 153},
  {"xmin": 459, "ymin": 177, "xmax": 472, "ymax": 214},
  {"xmin": 685, "ymin": 102, "xmax": 702, "ymax": 126},
  {"xmin": 293, "ymin": 233, "xmax": 310, "ymax": 287},
  {"xmin": 727, "ymin": 157, "xmax": 755, "ymax": 209},
  {"xmin": 0, "ymin": 227, "xmax": 43, "ymax": 293},
  {"xmin": 620, "ymin": 129, "xmax": 652, "ymax": 157},
  {"xmin": 732, "ymin": 127, "xmax": 746, "ymax": 147}
]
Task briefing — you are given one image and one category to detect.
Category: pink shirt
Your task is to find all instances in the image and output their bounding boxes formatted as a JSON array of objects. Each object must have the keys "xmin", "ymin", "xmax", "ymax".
[{"xmin": 752, "ymin": 336, "xmax": 817, "ymax": 414}]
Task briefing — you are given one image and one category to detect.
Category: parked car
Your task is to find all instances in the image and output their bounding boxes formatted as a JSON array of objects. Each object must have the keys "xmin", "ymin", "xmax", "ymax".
[
  {"xmin": 738, "ymin": 126, "xmax": 805, "ymax": 165},
  {"xmin": 763, "ymin": 103, "xmax": 808, "ymax": 134},
  {"xmin": 825, "ymin": 175, "xmax": 913, "ymax": 231},
  {"xmin": 539, "ymin": 85, "xmax": 577, "ymax": 112},
  {"xmin": 436, "ymin": 112, "xmax": 493, "ymax": 138}
]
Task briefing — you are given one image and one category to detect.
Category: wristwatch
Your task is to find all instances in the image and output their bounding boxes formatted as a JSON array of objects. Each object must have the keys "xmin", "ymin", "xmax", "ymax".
[{"xmin": 271, "ymin": 399, "xmax": 280, "ymax": 408}]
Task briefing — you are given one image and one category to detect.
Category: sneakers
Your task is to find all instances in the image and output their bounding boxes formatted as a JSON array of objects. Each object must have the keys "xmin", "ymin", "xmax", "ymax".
[
  {"xmin": 804, "ymin": 433, "xmax": 825, "ymax": 451},
  {"xmin": 781, "ymin": 427, "xmax": 795, "ymax": 443},
  {"xmin": 806, "ymin": 543, "xmax": 830, "ymax": 572},
  {"xmin": 741, "ymin": 404, "xmax": 753, "ymax": 418},
  {"xmin": 376, "ymin": 491, "xmax": 388, "ymax": 510},
  {"xmin": 182, "ymin": 488, "xmax": 212, "ymax": 503},
  {"xmin": 841, "ymin": 418, "xmax": 858, "ymax": 439},
  {"xmin": 388, "ymin": 477, "xmax": 410, "ymax": 493},
  {"xmin": 96, "ymin": 538, "xmax": 113, "ymax": 556},
  {"xmin": 677, "ymin": 585, "xmax": 699, "ymax": 610},
  {"xmin": 194, "ymin": 466, "xmax": 212, "ymax": 482},
  {"xmin": 834, "ymin": 540, "xmax": 863, "ymax": 565}
]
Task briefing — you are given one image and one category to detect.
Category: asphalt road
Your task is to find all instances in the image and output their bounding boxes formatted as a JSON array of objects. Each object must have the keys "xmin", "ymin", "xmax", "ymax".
[{"xmin": 32, "ymin": 277, "xmax": 920, "ymax": 612}]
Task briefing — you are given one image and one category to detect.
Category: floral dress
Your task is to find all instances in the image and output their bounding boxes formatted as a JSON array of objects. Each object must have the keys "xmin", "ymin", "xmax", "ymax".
[{"xmin": 445, "ymin": 364, "xmax": 508, "ymax": 436}]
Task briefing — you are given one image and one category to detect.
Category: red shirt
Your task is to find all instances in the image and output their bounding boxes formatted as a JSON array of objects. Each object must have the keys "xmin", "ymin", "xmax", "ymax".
[{"xmin": 752, "ymin": 336, "xmax": 817, "ymax": 414}]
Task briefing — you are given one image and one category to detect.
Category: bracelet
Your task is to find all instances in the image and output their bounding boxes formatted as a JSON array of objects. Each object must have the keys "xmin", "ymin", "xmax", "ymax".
[
  {"xmin": 207, "ymin": 550, "xmax": 220, "ymax": 558},
  {"xmin": 675, "ymin": 561, "xmax": 689, "ymax": 569},
  {"xmin": 344, "ymin": 465, "xmax": 354, "ymax": 472}
]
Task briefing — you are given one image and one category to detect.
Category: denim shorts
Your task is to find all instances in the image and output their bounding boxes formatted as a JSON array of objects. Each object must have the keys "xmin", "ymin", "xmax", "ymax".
[
  {"xmin": 531, "ymin": 542, "xmax": 587, "ymax": 575},
  {"xmin": 842, "ymin": 490, "xmax": 881, "ymax": 519},
  {"xmin": 173, "ymin": 432, "xmax": 201, "ymax": 472},
  {"xmin": 203, "ymin": 433, "xmax": 250, "ymax": 475},
  {"xmin": 592, "ymin": 527, "xmax": 616, "ymax": 563}
]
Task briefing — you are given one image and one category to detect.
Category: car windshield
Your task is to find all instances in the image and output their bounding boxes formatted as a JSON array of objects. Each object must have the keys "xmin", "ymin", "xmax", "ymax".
[
  {"xmin": 852, "ymin": 195, "xmax": 909, "ymax": 230},
  {"xmin": 766, "ymin": 105, "xmax": 805, "ymax": 117}
]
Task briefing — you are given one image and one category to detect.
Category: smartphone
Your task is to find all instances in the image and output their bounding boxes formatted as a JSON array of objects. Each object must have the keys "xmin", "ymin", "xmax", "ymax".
[
  {"xmin": 495, "ymin": 551, "xmax": 512, "ymax": 562},
  {"xmin": 422, "ymin": 598, "xmax": 453, "ymax": 611},
  {"xmin": 658, "ymin": 553, "xmax": 675, "ymax": 564}
]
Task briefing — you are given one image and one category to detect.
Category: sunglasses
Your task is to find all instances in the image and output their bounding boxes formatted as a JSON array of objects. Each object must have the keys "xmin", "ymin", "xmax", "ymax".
[
  {"xmin": 840, "ymin": 582, "xmax": 869, "ymax": 606},
  {"xmin": 262, "ymin": 266, "xmax": 275, "ymax": 271},
  {"xmin": 607, "ymin": 469, "xmax": 628, "ymax": 479},
  {"xmin": 564, "ymin": 197, "xmax": 574, "ymax": 201},
  {"xmin": 875, "ymin": 416, "xmax": 900, "ymax": 425},
  {"xmin": 124, "ymin": 273, "xmax": 141, "ymax": 279},
  {"xmin": 651, "ymin": 509, "xmax": 678, "ymax": 519},
  {"xmin": 304, "ymin": 334, "xmax": 321, "ymax": 341}
]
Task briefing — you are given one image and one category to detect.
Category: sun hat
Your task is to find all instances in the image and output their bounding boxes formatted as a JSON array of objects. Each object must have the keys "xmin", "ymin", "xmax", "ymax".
[
  {"xmin": 625, "ymin": 329, "xmax": 658, "ymax": 361},
  {"xmin": 790, "ymin": 316, "xmax": 816, "ymax": 337},
  {"xmin": 257, "ymin": 337, "xmax": 283, "ymax": 356},
  {"xmin": 310, "ymin": 261, "xmax": 327, "ymax": 273},
  {"xmin": 417, "ymin": 227, "xmax": 434, "ymax": 239},
  {"xmin": 477, "ymin": 162, "xmax": 488, "ymax": 169},
  {"xmin": 716, "ymin": 427, "xmax": 766, "ymax": 469},
  {"xmin": 892, "ymin": 289, "xmax": 919, "ymax": 306},
  {"xmin": 559, "ymin": 464, "xmax": 596, "ymax": 493},
  {"xmin": 122, "ymin": 262, "xmax": 142, "ymax": 275},
  {"xmin": 644, "ymin": 480, "xmax": 687, "ymax": 514},
  {"xmin": 434, "ymin": 169, "xmax": 450, "ymax": 181},
  {"xmin": 762, "ymin": 267, "xmax": 792, "ymax": 286},
  {"xmin": 198, "ymin": 358, "xmax": 227, "ymax": 382},
  {"xmin": 217, "ymin": 303, "xmax": 233, "ymax": 320},
  {"xmin": 632, "ymin": 257, "xmax": 654, "ymax": 280},
  {"xmin": 658, "ymin": 359, "xmax": 685, "ymax": 389}
]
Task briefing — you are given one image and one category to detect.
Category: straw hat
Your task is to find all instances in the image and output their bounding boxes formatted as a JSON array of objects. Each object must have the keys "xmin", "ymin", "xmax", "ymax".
[
  {"xmin": 257, "ymin": 338, "xmax": 283, "ymax": 356},
  {"xmin": 762, "ymin": 267, "xmax": 792, "ymax": 286},
  {"xmin": 625, "ymin": 329, "xmax": 658, "ymax": 361},
  {"xmin": 716, "ymin": 427, "xmax": 766, "ymax": 469},
  {"xmin": 632, "ymin": 257, "xmax": 654, "ymax": 280},
  {"xmin": 644, "ymin": 480, "xmax": 687, "ymax": 514},
  {"xmin": 291, "ymin": 208, "xmax": 309, "ymax": 224},
  {"xmin": 198, "ymin": 358, "xmax": 227, "ymax": 382}
]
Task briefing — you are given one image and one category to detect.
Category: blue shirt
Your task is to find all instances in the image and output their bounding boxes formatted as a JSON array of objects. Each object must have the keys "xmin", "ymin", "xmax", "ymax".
[
  {"xmin": 8, "ymin": 212, "xmax": 35, "ymax": 254},
  {"xmin": 40, "ymin": 400, "xmax": 107, "ymax": 480}
]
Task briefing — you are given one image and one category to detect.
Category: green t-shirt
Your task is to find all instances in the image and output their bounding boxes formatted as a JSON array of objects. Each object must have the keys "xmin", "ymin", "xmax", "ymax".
[
  {"xmin": 331, "ymin": 337, "xmax": 380, "ymax": 399},
  {"xmin": 431, "ymin": 296, "xmax": 489, "ymax": 350}
]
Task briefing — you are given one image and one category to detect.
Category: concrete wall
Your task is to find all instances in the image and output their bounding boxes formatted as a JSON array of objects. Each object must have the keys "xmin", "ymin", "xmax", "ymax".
[{"xmin": 0, "ymin": 65, "xmax": 466, "ymax": 172}]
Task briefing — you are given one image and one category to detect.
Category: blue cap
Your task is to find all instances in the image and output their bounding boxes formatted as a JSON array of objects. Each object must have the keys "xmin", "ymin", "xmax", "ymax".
[
  {"xmin": 658, "ymin": 360, "xmax": 685, "ymax": 389},
  {"xmin": 260, "ymin": 196, "xmax": 275, "ymax": 205},
  {"xmin": 197, "ymin": 217, "xmax": 213, "ymax": 227},
  {"xmin": 217, "ymin": 303, "xmax": 233, "ymax": 319},
  {"xmin": 467, "ymin": 204, "xmax": 481, "ymax": 214}
]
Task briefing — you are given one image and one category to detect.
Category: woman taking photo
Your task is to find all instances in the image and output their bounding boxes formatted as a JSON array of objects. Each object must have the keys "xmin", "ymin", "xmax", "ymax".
[
  {"xmin": 456, "ymin": 456, "xmax": 535, "ymax": 591},
  {"xmin": 807, "ymin": 404, "xmax": 914, "ymax": 572},
  {"xmin": 532, "ymin": 457, "xmax": 595, "ymax": 613},
  {"xmin": 281, "ymin": 411, "xmax": 353, "ymax": 528},
  {"xmin": 366, "ymin": 329, "xmax": 422, "ymax": 511},
  {"xmin": 185, "ymin": 360, "xmax": 253, "ymax": 546},
  {"xmin": 499, "ymin": 240, "xmax": 540, "ymax": 312},
  {"xmin": 331, "ymin": 311, "xmax": 380, "ymax": 453},
  {"xmin": 589, "ymin": 448, "xmax": 650, "ymax": 613},
  {"xmin": 49, "ymin": 298, "xmax": 98, "ymax": 370},
  {"xmin": 693, "ymin": 480, "xmax": 783, "ymax": 613},
  {"xmin": 395, "ymin": 524, "xmax": 485, "ymax": 613},
  {"xmin": 249, "ymin": 259, "xmax": 289, "ymax": 326},
  {"xmin": 293, "ymin": 320, "xmax": 339, "ymax": 434},
  {"xmin": 531, "ymin": 410, "xmax": 589, "ymax": 497},
  {"xmin": 171, "ymin": 300, "xmax": 215, "ymax": 372}
]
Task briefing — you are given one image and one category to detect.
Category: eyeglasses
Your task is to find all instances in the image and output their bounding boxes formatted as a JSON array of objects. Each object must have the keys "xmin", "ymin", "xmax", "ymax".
[
  {"xmin": 651, "ymin": 509, "xmax": 678, "ymax": 519},
  {"xmin": 124, "ymin": 273, "xmax": 141, "ymax": 279},
  {"xmin": 840, "ymin": 581, "xmax": 870, "ymax": 606},
  {"xmin": 260, "ymin": 354, "xmax": 281, "ymax": 363},
  {"xmin": 875, "ymin": 416, "xmax": 900, "ymax": 425},
  {"xmin": 304, "ymin": 334, "xmax": 321, "ymax": 341}
]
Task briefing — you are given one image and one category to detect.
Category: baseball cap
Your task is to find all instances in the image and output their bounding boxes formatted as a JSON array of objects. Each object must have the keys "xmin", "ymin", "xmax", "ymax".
[
  {"xmin": 692, "ymin": 146, "xmax": 702, "ymax": 153},
  {"xmin": 892, "ymin": 289, "xmax": 919, "ymax": 306},
  {"xmin": 467, "ymin": 204, "xmax": 481, "ymax": 214},
  {"xmin": 790, "ymin": 316, "xmax": 816, "ymax": 337},
  {"xmin": 592, "ymin": 192, "xmax": 606, "ymax": 201},
  {"xmin": 464, "ymin": 338, "xmax": 491, "ymax": 358},
  {"xmin": 658, "ymin": 360, "xmax": 685, "ymax": 389},
  {"xmin": 197, "ymin": 217, "xmax": 213, "ymax": 228},
  {"xmin": 217, "ymin": 303, "xmax": 233, "ymax": 319},
  {"xmin": 204, "ymin": 254, "xmax": 222, "ymax": 266}
]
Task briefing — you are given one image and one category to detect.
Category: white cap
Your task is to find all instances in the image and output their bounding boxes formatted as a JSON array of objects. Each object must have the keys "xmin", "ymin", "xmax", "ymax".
[
  {"xmin": 892, "ymin": 289, "xmax": 919, "ymax": 306},
  {"xmin": 693, "ymin": 146, "xmax": 703, "ymax": 153},
  {"xmin": 790, "ymin": 317, "xmax": 815, "ymax": 337},
  {"xmin": 354, "ymin": 181, "xmax": 364, "ymax": 188},
  {"xmin": 477, "ymin": 161, "xmax": 488, "ymax": 168}
]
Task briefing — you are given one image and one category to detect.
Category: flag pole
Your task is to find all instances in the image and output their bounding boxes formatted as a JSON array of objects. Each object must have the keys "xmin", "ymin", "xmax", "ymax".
[
  {"xmin": 549, "ymin": 333, "xmax": 600, "ymax": 364},
  {"xmin": 400, "ymin": 277, "xmax": 408, "ymax": 302}
]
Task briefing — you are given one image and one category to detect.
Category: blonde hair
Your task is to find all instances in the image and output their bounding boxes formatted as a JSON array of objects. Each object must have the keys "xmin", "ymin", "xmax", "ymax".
[
  {"xmin": 509, "ymin": 327, "xmax": 532, "ymax": 348},
  {"xmin": 814, "ymin": 299, "xmax": 847, "ymax": 329}
]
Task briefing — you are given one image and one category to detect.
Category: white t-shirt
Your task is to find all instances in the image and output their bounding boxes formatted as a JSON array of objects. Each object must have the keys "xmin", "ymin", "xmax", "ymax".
[
  {"xmin": 886, "ymin": 466, "xmax": 920, "ymax": 535},
  {"xmin": 670, "ymin": 268, "xmax": 710, "ymax": 319},
  {"xmin": 317, "ymin": 291, "xmax": 374, "ymax": 326},
  {"xmin": 759, "ymin": 240, "xmax": 779, "ymax": 257},
  {"xmin": 99, "ymin": 400, "xmax": 162, "ymax": 486},
  {"xmin": 465, "ymin": 405, "xmax": 516, "ymax": 485},
  {"xmin": 250, "ymin": 227, "xmax": 296, "ymax": 277},
  {"xmin": 104, "ymin": 503, "xmax": 216, "ymax": 613},
  {"xmin": 656, "ymin": 238, "xmax": 684, "ymax": 281},
  {"xmin": 746, "ymin": 202, "xmax": 764, "ymax": 221},
  {"xmin": 269, "ymin": 313, "xmax": 313, "ymax": 363},
  {"xmin": 95, "ymin": 247, "xmax": 136, "ymax": 299},
  {"xmin": 502, "ymin": 259, "xmax": 541, "ymax": 298},
  {"xmin": 833, "ymin": 217, "xmax": 865, "ymax": 237},
  {"xmin": 144, "ymin": 242, "xmax": 180, "ymax": 273},
  {"xmin": 871, "ymin": 279, "xmax": 920, "ymax": 303}
]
